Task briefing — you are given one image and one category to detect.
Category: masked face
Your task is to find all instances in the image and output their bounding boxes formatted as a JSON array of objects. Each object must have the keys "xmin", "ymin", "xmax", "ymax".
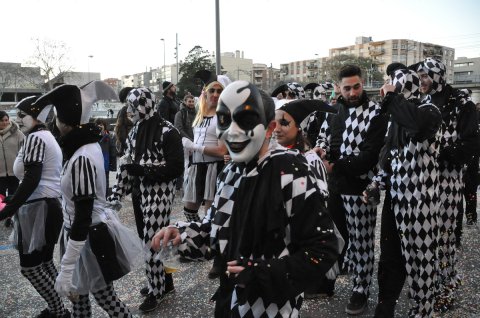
[
  {"xmin": 216, "ymin": 81, "xmax": 268, "ymax": 163},
  {"xmin": 127, "ymin": 105, "xmax": 140, "ymax": 124}
]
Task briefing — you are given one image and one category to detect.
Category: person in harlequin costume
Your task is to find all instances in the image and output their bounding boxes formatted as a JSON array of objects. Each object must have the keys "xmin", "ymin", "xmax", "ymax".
[
  {"xmin": 411, "ymin": 58, "xmax": 480, "ymax": 312},
  {"xmin": 302, "ymin": 82, "xmax": 335, "ymax": 148},
  {"xmin": 316, "ymin": 65, "xmax": 389, "ymax": 315},
  {"xmin": 32, "ymin": 81, "xmax": 144, "ymax": 318},
  {"xmin": 274, "ymin": 99, "xmax": 345, "ymax": 298},
  {"xmin": 152, "ymin": 80, "xmax": 339, "ymax": 318},
  {"xmin": 0, "ymin": 96, "xmax": 70, "ymax": 318},
  {"xmin": 364, "ymin": 67, "xmax": 442, "ymax": 318},
  {"xmin": 108, "ymin": 87, "xmax": 184, "ymax": 313}
]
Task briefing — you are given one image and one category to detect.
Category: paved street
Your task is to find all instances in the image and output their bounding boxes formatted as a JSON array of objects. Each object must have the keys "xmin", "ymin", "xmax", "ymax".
[{"xmin": 1, "ymin": 187, "xmax": 479, "ymax": 318}]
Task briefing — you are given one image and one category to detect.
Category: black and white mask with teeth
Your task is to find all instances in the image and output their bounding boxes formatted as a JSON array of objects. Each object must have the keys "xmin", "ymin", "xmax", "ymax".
[{"xmin": 216, "ymin": 81, "xmax": 268, "ymax": 163}]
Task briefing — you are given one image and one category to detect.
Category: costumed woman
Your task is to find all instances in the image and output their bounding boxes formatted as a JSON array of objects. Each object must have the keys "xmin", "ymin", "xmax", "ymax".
[
  {"xmin": 274, "ymin": 99, "xmax": 344, "ymax": 298},
  {"xmin": 0, "ymin": 96, "xmax": 69, "ymax": 318},
  {"xmin": 32, "ymin": 81, "xmax": 143, "ymax": 318}
]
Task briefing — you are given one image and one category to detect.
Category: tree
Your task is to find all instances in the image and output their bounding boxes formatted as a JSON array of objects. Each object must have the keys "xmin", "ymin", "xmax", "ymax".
[
  {"xmin": 321, "ymin": 54, "xmax": 383, "ymax": 86},
  {"xmin": 177, "ymin": 46, "xmax": 215, "ymax": 97},
  {"xmin": 26, "ymin": 38, "xmax": 74, "ymax": 90}
]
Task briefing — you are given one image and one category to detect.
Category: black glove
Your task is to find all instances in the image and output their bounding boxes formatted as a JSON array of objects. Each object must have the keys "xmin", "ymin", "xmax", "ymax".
[
  {"xmin": 122, "ymin": 163, "xmax": 145, "ymax": 176},
  {"xmin": 0, "ymin": 204, "xmax": 16, "ymax": 221},
  {"xmin": 364, "ymin": 182, "xmax": 380, "ymax": 206}
]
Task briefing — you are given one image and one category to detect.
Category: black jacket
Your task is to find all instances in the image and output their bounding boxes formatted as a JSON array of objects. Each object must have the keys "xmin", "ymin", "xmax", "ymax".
[
  {"xmin": 329, "ymin": 93, "xmax": 388, "ymax": 194},
  {"xmin": 431, "ymin": 84, "xmax": 480, "ymax": 168},
  {"xmin": 157, "ymin": 95, "xmax": 179, "ymax": 124}
]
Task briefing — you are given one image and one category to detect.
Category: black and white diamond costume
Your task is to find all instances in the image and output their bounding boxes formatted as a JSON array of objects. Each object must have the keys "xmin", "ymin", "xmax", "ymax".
[
  {"xmin": 0, "ymin": 96, "xmax": 69, "ymax": 317},
  {"xmin": 108, "ymin": 87, "xmax": 184, "ymax": 302},
  {"xmin": 414, "ymin": 58, "xmax": 480, "ymax": 312},
  {"xmin": 317, "ymin": 89, "xmax": 388, "ymax": 300},
  {"xmin": 33, "ymin": 82, "xmax": 143, "ymax": 318},
  {"xmin": 372, "ymin": 68, "xmax": 442, "ymax": 318},
  {"xmin": 155, "ymin": 81, "xmax": 339, "ymax": 317}
]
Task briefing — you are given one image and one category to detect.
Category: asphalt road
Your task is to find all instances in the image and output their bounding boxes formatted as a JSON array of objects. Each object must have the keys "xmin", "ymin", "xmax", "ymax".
[{"xmin": 1, "ymin": 186, "xmax": 479, "ymax": 318}]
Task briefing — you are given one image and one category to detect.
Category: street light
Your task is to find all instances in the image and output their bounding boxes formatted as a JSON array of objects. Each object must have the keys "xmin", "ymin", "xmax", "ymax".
[
  {"xmin": 88, "ymin": 55, "xmax": 93, "ymax": 82},
  {"xmin": 315, "ymin": 53, "xmax": 320, "ymax": 82},
  {"xmin": 161, "ymin": 39, "xmax": 166, "ymax": 82}
]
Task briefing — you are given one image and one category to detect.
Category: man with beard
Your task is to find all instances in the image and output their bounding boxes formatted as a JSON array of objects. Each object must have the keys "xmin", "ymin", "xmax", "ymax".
[
  {"xmin": 152, "ymin": 81, "xmax": 339, "ymax": 318},
  {"xmin": 157, "ymin": 81, "xmax": 180, "ymax": 124},
  {"xmin": 317, "ymin": 65, "xmax": 388, "ymax": 315},
  {"xmin": 412, "ymin": 58, "xmax": 479, "ymax": 312}
]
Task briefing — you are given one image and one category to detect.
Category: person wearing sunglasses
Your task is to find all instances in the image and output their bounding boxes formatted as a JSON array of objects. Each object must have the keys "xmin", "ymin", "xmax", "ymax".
[{"xmin": 0, "ymin": 97, "xmax": 70, "ymax": 317}]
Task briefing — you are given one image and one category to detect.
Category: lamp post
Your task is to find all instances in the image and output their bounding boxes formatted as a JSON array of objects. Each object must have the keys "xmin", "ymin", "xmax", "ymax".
[
  {"xmin": 161, "ymin": 38, "xmax": 165, "ymax": 82},
  {"xmin": 315, "ymin": 53, "xmax": 320, "ymax": 82},
  {"xmin": 87, "ymin": 55, "xmax": 93, "ymax": 82}
]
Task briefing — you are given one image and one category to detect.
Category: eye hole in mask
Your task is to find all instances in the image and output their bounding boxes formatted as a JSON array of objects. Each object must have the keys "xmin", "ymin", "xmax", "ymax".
[{"xmin": 233, "ymin": 110, "xmax": 261, "ymax": 131}]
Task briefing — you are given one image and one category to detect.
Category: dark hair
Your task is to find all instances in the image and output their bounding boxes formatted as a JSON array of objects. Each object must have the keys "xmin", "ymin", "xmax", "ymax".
[
  {"xmin": 338, "ymin": 65, "xmax": 362, "ymax": 81},
  {"xmin": 119, "ymin": 87, "xmax": 134, "ymax": 103},
  {"xmin": 114, "ymin": 105, "xmax": 133, "ymax": 154},
  {"xmin": 0, "ymin": 110, "xmax": 8, "ymax": 120},
  {"xmin": 94, "ymin": 118, "xmax": 109, "ymax": 131},
  {"xmin": 183, "ymin": 94, "xmax": 194, "ymax": 102}
]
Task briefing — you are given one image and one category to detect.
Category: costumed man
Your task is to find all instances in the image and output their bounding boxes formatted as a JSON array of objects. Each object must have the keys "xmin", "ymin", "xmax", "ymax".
[
  {"xmin": 316, "ymin": 65, "xmax": 388, "ymax": 315},
  {"xmin": 108, "ymin": 87, "xmax": 184, "ymax": 313},
  {"xmin": 411, "ymin": 58, "xmax": 480, "ymax": 312},
  {"xmin": 32, "ymin": 81, "xmax": 144, "ymax": 318},
  {"xmin": 364, "ymin": 67, "xmax": 442, "ymax": 318},
  {"xmin": 0, "ymin": 96, "xmax": 70, "ymax": 318},
  {"xmin": 303, "ymin": 82, "xmax": 335, "ymax": 147},
  {"xmin": 152, "ymin": 80, "xmax": 339, "ymax": 317}
]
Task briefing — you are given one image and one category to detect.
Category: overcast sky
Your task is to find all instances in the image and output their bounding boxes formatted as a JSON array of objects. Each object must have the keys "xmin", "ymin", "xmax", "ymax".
[{"xmin": 2, "ymin": 0, "xmax": 479, "ymax": 79}]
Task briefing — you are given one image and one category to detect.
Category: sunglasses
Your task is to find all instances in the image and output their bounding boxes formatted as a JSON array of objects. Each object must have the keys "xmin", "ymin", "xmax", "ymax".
[{"xmin": 207, "ymin": 88, "xmax": 223, "ymax": 94}]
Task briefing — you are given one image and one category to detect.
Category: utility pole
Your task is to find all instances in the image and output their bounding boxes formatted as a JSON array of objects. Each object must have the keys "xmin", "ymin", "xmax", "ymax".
[
  {"xmin": 161, "ymin": 38, "xmax": 165, "ymax": 82},
  {"xmin": 215, "ymin": 0, "xmax": 221, "ymax": 75},
  {"xmin": 88, "ymin": 55, "xmax": 93, "ymax": 82},
  {"xmin": 175, "ymin": 33, "xmax": 179, "ymax": 83}
]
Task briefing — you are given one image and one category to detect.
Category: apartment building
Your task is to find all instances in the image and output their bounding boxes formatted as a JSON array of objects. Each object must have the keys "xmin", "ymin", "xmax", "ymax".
[
  {"xmin": 453, "ymin": 56, "xmax": 480, "ymax": 84},
  {"xmin": 279, "ymin": 36, "xmax": 455, "ymax": 84}
]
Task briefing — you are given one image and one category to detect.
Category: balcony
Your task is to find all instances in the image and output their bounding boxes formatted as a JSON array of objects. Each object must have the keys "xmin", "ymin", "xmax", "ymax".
[{"xmin": 369, "ymin": 48, "xmax": 385, "ymax": 56}]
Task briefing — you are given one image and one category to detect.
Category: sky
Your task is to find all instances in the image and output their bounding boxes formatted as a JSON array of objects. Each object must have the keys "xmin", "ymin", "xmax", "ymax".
[{"xmin": 2, "ymin": 0, "xmax": 480, "ymax": 79}]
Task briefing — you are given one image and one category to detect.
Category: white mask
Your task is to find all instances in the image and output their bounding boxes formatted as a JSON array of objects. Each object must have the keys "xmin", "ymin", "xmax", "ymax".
[{"xmin": 216, "ymin": 81, "xmax": 270, "ymax": 163}]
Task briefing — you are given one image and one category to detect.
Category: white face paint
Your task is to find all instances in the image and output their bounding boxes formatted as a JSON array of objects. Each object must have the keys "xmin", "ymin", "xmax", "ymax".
[
  {"xmin": 216, "ymin": 81, "xmax": 267, "ymax": 163},
  {"xmin": 21, "ymin": 114, "xmax": 36, "ymax": 131}
]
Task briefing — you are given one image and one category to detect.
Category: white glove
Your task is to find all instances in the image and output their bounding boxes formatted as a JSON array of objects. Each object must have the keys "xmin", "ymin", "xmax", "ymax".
[
  {"xmin": 182, "ymin": 137, "xmax": 205, "ymax": 154},
  {"xmin": 55, "ymin": 239, "xmax": 85, "ymax": 297}
]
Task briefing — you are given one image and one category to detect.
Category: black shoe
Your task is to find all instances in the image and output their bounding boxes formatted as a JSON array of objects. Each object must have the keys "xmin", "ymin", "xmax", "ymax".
[
  {"xmin": 36, "ymin": 309, "xmax": 52, "ymax": 318},
  {"xmin": 140, "ymin": 286, "xmax": 149, "ymax": 297},
  {"xmin": 345, "ymin": 292, "xmax": 368, "ymax": 315},
  {"xmin": 139, "ymin": 293, "xmax": 163, "ymax": 313},
  {"xmin": 36, "ymin": 309, "xmax": 71, "ymax": 318}
]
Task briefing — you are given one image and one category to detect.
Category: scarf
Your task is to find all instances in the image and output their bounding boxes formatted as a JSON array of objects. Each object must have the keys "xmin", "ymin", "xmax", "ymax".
[{"xmin": 59, "ymin": 123, "xmax": 102, "ymax": 160}]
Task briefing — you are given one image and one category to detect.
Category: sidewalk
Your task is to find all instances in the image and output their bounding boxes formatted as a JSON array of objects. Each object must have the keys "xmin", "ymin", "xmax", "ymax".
[{"xmin": 1, "ymin": 191, "xmax": 479, "ymax": 317}]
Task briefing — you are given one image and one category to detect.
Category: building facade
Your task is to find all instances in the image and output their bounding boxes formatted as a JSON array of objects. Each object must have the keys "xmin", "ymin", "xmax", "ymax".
[
  {"xmin": 453, "ymin": 56, "xmax": 480, "ymax": 84},
  {"xmin": 0, "ymin": 62, "xmax": 44, "ymax": 106}
]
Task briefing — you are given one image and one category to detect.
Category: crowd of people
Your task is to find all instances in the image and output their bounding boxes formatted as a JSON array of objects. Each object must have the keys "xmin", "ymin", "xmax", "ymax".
[{"xmin": 0, "ymin": 57, "xmax": 479, "ymax": 318}]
